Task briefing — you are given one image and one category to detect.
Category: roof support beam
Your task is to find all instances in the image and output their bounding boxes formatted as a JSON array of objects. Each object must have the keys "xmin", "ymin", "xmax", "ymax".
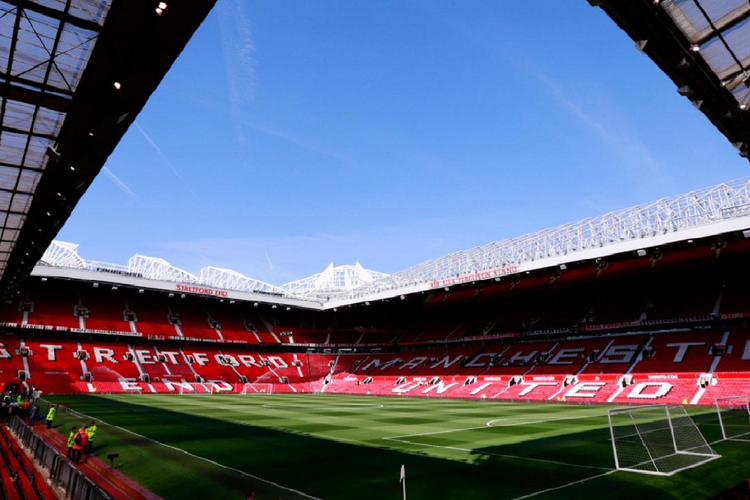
[
  {"xmin": 692, "ymin": 6, "xmax": 750, "ymax": 46},
  {"xmin": 2, "ymin": 0, "xmax": 102, "ymax": 33},
  {"xmin": 2, "ymin": 82, "xmax": 71, "ymax": 113}
]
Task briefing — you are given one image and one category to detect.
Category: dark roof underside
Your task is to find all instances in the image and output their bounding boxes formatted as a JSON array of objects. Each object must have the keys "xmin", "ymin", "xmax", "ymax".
[
  {"xmin": 0, "ymin": 0, "xmax": 216, "ymax": 299},
  {"xmin": 591, "ymin": 0, "xmax": 750, "ymax": 160}
]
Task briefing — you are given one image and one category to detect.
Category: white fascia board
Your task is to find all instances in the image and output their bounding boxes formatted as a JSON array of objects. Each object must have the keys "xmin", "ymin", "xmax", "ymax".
[
  {"xmin": 30, "ymin": 266, "xmax": 324, "ymax": 310},
  {"xmin": 322, "ymin": 219, "xmax": 750, "ymax": 309}
]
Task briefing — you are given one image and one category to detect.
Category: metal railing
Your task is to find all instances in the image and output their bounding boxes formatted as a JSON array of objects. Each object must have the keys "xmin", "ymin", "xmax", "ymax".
[{"xmin": 8, "ymin": 417, "xmax": 112, "ymax": 500}]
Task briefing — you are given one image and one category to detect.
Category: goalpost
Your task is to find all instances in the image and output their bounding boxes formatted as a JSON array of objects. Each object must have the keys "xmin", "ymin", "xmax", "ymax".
[
  {"xmin": 715, "ymin": 396, "xmax": 750, "ymax": 441},
  {"xmin": 608, "ymin": 404, "xmax": 720, "ymax": 475},
  {"xmin": 240, "ymin": 383, "xmax": 274, "ymax": 394}
]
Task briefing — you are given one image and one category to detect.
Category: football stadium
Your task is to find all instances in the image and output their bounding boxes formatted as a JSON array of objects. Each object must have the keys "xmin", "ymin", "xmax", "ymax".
[{"xmin": 3, "ymin": 0, "xmax": 750, "ymax": 499}]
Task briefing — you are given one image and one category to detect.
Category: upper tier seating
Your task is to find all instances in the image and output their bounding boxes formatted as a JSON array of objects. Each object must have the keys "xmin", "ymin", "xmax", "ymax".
[
  {"xmin": 79, "ymin": 288, "xmax": 131, "ymax": 333},
  {"xmin": 124, "ymin": 291, "xmax": 178, "ymax": 337},
  {"xmin": 24, "ymin": 281, "xmax": 80, "ymax": 329}
]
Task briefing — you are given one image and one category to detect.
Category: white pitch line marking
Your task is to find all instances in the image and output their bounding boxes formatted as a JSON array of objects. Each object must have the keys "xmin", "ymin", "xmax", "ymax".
[
  {"xmin": 486, "ymin": 413, "xmax": 607, "ymax": 427},
  {"xmin": 381, "ymin": 437, "xmax": 611, "ymax": 471},
  {"xmin": 382, "ymin": 410, "xmax": 612, "ymax": 471},
  {"xmin": 509, "ymin": 470, "xmax": 616, "ymax": 500},
  {"xmin": 58, "ymin": 403, "xmax": 323, "ymax": 500},
  {"xmin": 262, "ymin": 403, "xmax": 384, "ymax": 410}
]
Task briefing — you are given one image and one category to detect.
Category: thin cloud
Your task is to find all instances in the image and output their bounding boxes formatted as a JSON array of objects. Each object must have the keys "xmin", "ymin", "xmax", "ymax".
[
  {"xmin": 527, "ymin": 65, "xmax": 666, "ymax": 179},
  {"xmin": 217, "ymin": 0, "xmax": 257, "ymax": 146},
  {"xmin": 101, "ymin": 166, "xmax": 135, "ymax": 198},
  {"xmin": 417, "ymin": 2, "xmax": 669, "ymax": 185},
  {"xmin": 247, "ymin": 120, "xmax": 358, "ymax": 166},
  {"xmin": 265, "ymin": 251, "xmax": 274, "ymax": 273},
  {"xmin": 133, "ymin": 121, "xmax": 201, "ymax": 201}
]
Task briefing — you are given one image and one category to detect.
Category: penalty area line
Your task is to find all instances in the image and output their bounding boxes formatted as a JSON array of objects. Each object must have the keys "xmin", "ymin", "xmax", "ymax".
[
  {"xmin": 387, "ymin": 412, "xmax": 607, "ymax": 440},
  {"xmin": 381, "ymin": 437, "xmax": 611, "ymax": 471},
  {"xmin": 509, "ymin": 470, "xmax": 616, "ymax": 500},
  {"xmin": 60, "ymin": 405, "xmax": 323, "ymax": 500}
]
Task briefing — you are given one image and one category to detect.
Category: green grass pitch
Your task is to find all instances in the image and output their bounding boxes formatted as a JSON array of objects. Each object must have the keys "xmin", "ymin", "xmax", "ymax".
[{"xmin": 43, "ymin": 394, "xmax": 750, "ymax": 500}]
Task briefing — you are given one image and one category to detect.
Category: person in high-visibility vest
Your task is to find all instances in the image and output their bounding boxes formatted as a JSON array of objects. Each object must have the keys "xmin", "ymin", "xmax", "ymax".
[
  {"xmin": 45, "ymin": 406, "xmax": 56, "ymax": 429},
  {"xmin": 72, "ymin": 426, "xmax": 88, "ymax": 463},
  {"xmin": 15, "ymin": 394, "xmax": 22, "ymax": 405},
  {"xmin": 66, "ymin": 427, "xmax": 77, "ymax": 459},
  {"xmin": 71, "ymin": 426, "xmax": 85, "ymax": 463},
  {"xmin": 85, "ymin": 421, "xmax": 97, "ymax": 454}
]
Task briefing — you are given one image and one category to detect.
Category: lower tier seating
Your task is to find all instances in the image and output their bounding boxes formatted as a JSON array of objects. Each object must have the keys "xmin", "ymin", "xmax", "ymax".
[{"xmin": 0, "ymin": 328, "xmax": 749, "ymax": 405}]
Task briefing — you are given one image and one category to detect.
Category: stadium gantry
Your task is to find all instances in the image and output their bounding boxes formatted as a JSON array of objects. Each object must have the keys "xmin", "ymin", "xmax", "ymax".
[{"xmin": 34, "ymin": 176, "xmax": 750, "ymax": 308}]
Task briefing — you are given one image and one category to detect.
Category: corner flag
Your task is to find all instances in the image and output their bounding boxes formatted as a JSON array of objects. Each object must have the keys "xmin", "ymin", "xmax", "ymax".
[{"xmin": 400, "ymin": 465, "xmax": 406, "ymax": 500}]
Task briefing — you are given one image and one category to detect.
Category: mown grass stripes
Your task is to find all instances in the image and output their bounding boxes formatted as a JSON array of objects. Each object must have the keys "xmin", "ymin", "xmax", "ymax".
[{"xmin": 45, "ymin": 394, "xmax": 750, "ymax": 500}]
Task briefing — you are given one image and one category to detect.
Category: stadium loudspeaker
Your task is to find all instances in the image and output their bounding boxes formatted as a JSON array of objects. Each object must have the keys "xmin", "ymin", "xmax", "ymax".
[{"xmin": 45, "ymin": 145, "xmax": 61, "ymax": 162}]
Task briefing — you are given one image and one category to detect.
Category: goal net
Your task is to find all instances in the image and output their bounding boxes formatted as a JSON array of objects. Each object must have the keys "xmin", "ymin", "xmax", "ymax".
[
  {"xmin": 608, "ymin": 404, "xmax": 719, "ymax": 475},
  {"xmin": 240, "ymin": 383, "xmax": 274, "ymax": 394},
  {"xmin": 715, "ymin": 396, "xmax": 750, "ymax": 441}
]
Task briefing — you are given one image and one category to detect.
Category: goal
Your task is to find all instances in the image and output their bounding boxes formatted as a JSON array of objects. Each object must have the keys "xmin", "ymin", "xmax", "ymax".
[
  {"xmin": 608, "ymin": 404, "xmax": 719, "ymax": 475},
  {"xmin": 240, "ymin": 383, "xmax": 274, "ymax": 394},
  {"xmin": 715, "ymin": 396, "xmax": 750, "ymax": 441}
]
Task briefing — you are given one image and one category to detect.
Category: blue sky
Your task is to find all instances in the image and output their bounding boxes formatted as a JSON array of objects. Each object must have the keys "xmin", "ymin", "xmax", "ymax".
[{"xmin": 57, "ymin": 0, "xmax": 749, "ymax": 285}]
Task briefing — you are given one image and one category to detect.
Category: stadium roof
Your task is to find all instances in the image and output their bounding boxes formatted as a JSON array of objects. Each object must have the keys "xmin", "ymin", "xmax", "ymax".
[
  {"xmin": 280, "ymin": 263, "xmax": 389, "ymax": 300},
  {"xmin": 33, "ymin": 176, "xmax": 750, "ymax": 309},
  {"xmin": 0, "ymin": 0, "xmax": 216, "ymax": 299},
  {"xmin": 591, "ymin": 0, "xmax": 750, "ymax": 160}
]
